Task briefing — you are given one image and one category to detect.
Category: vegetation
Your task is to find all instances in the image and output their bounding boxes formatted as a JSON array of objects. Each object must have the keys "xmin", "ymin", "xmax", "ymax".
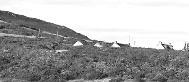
[
  {"xmin": 0, "ymin": 36, "xmax": 188, "ymax": 82},
  {"xmin": 0, "ymin": 10, "xmax": 89, "ymax": 40},
  {"xmin": 1, "ymin": 10, "xmax": 189, "ymax": 82}
]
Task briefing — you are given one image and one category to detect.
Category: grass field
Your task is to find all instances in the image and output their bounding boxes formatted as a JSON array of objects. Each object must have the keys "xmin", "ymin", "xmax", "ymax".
[{"xmin": 0, "ymin": 36, "xmax": 188, "ymax": 82}]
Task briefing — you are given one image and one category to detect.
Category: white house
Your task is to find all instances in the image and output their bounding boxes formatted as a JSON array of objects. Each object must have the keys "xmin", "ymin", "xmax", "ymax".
[
  {"xmin": 111, "ymin": 41, "xmax": 120, "ymax": 48},
  {"xmin": 94, "ymin": 42, "xmax": 103, "ymax": 48},
  {"xmin": 73, "ymin": 41, "xmax": 83, "ymax": 46}
]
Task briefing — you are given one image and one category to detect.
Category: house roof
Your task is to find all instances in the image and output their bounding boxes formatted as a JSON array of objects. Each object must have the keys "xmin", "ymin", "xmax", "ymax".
[
  {"xmin": 94, "ymin": 41, "xmax": 112, "ymax": 47},
  {"xmin": 94, "ymin": 42, "xmax": 103, "ymax": 47},
  {"xmin": 73, "ymin": 39, "xmax": 95, "ymax": 46},
  {"xmin": 73, "ymin": 41, "xmax": 83, "ymax": 46},
  {"xmin": 111, "ymin": 42, "xmax": 121, "ymax": 48},
  {"xmin": 117, "ymin": 43, "xmax": 131, "ymax": 47}
]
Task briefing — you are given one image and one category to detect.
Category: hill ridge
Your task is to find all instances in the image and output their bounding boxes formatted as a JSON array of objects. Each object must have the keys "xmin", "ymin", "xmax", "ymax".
[{"xmin": 0, "ymin": 10, "xmax": 90, "ymax": 40}]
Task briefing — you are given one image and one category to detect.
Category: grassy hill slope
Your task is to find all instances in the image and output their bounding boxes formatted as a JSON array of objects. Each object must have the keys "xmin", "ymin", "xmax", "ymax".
[
  {"xmin": 0, "ymin": 10, "xmax": 89, "ymax": 40},
  {"xmin": 0, "ymin": 36, "xmax": 188, "ymax": 82},
  {"xmin": 1, "ymin": 10, "xmax": 189, "ymax": 82}
]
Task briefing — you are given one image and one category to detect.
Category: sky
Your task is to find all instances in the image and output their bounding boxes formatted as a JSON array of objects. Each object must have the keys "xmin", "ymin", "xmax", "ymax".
[{"xmin": 1, "ymin": 0, "xmax": 189, "ymax": 50}]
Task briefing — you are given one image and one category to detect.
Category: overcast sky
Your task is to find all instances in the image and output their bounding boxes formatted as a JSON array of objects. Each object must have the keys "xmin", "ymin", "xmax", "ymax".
[{"xmin": 1, "ymin": 0, "xmax": 189, "ymax": 50}]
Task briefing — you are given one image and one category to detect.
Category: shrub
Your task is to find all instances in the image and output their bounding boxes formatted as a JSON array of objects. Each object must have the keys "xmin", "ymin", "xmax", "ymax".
[{"xmin": 83, "ymin": 70, "xmax": 104, "ymax": 80}]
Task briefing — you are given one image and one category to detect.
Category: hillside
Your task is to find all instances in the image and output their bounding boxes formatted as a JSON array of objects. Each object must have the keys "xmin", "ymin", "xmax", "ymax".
[
  {"xmin": 0, "ymin": 36, "xmax": 188, "ymax": 82},
  {"xmin": 0, "ymin": 10, "xmax": 89, "ymax": 40},
  {"xmin": 1, "ymin": 10, "xmax": 189, "ymax": 82}
]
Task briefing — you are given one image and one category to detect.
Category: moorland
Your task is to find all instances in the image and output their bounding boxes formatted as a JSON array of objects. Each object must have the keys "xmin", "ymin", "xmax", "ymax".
[{"xmin": 0, "ymin": 10, "xmax": 189, "ymax": 82}]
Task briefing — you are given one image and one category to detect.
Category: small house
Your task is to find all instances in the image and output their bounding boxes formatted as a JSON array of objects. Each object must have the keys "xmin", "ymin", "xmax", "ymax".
[
  {"xmin": 111, "ymin": 41, "xmax": 121, "ymax": 48},
  {"xmin": 94, "ymin": 42, "xmax": 103, "ymax": 48},
  {"xmin": 73, "ymin": 41, "xmax": 83, "ymax": 46}
]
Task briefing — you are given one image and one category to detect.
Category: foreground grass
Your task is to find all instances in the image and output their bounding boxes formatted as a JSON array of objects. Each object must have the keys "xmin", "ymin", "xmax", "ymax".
[{"xmin": 0, "ymin": 37, "xmax": 189, "ymax": 82}]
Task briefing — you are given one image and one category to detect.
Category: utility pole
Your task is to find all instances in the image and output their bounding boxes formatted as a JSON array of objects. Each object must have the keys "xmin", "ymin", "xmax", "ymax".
[
  {"xmin": 37, "ymin": 29, "xmax": 41, "ymax": 38},
  {"xmin": 134, "ymin": 41, "xmax": 136, "ymax": 46},
  {"xmin": 187, "ymin": 43, "xmax": 189, "ymax": 51},
  {"xmin": 128, "ymin": 35, "xmax": 131, "ymax": 46},
  {"xmin": 55, "ymin": 31, "xmax": 60, "ymax": 43},
  {"xmin": 184, "ymin": 42, "xmax": 186, "ymax": 51}
]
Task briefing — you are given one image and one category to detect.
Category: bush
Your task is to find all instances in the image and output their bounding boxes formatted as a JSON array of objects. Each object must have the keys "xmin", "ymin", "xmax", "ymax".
[
  {"xmin": 83, "ymin": 70, "xmax": 104, "ymax": 80},
  {"xmin": 0, "ymin": 57, "xmax": 10, "ymax": 66}
]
